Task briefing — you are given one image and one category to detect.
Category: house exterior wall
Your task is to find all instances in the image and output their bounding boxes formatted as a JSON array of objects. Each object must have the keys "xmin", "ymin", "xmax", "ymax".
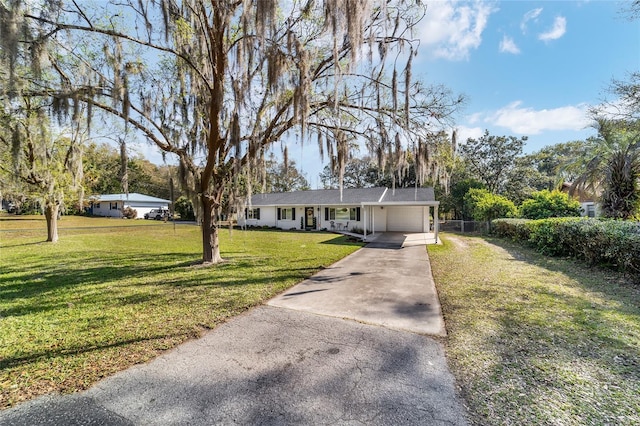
[
  {"xmin": 92, "ymin": 201, "xmax": 123, "ymax": 217},
  {"xmin": 238, "ymin": 203, "xmax": 439, "ymax": 235},
  {"xmin": 580, "ymin": 202, "xmax": 599, "ymax": 218},
  {"xmin": 319, "ymin": 205, "xmax": 363, "ymax": 232},
  {"xmin": 239, "ymin": 205, "xmax": 365, "ymax": 232},
  {"xmin": 372, "ymin": 206, "xmax": 388, "ymax": 232}
]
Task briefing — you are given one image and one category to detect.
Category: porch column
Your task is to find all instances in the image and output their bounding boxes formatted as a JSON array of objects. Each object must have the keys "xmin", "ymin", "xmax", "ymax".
[
  {"xmin": 434, "ymin": 204, "xmax": 439, "ymax": 243},
  {"xmin": 372, "ymin": 205, "xmax": 375, "ymax": 235},
  {"xmin": 363, "ymin": 205, "xmax": 367, "ymax": 240},
  {"xmin": 425, "ymin": 206, "xmax": 430, "ymax": 232}
]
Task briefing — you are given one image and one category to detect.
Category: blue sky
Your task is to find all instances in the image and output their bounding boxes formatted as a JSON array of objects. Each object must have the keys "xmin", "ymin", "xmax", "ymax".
[
  {"xmin": 137, "ymin": 1, "xmax": 639, "ymax": 188},
  {"xmin": 416, "ymin": 0, "xmax": 639, "ymax": 152}
]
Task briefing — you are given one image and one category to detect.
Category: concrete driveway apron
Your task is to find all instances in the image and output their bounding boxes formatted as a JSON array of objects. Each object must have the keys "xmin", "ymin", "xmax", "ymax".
[
  {"xmin": 268, "ymin": 232, "xmax": 447, "ymax": 336},
  {"xmin": 0, "ymin": 233, "xmax": 468, "ymax": 426}
]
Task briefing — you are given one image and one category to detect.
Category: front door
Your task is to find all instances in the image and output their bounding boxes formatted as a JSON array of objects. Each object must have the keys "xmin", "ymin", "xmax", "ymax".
[{"xmin": 305, "ymin": 207, "xmax": 315, "ymax": 229}]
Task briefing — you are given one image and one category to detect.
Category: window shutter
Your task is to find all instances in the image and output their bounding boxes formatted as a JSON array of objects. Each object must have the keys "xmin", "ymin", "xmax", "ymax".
[
  {"xmin": 244, "ymin": 208, "xmax": 248, "ymax": 219},
  {"xmin": 292, "ymin": 208, "xmax": 296, "ymax": 220},
  {"xmin": 356, "ymin": 207, "xmax": 361, "ymax": 221},
  {"xmin": 277, "ymin": 208, "xmax": 281, "ymax": 220},
  {"xmin": 256, "ymin": 208, "xmax": 260, "ymax": 220},
  {"xmin": 325, "ymin": 208, "xmax": 329, "ymax": 221}
]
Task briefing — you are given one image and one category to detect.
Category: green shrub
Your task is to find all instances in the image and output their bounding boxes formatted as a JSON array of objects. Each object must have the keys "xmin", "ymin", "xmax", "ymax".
[
  {"xmin": 464, "ymin": 188, "xmax": 518, "ymax": 222},
  {"xmin": 492, "ymin": 218, "xmax": 531, "ymax": 241},
  {"xmin": 519, "ymin": 190, "xmax": 581, "ymax": 219},
  {"xmin": 174, "ymin": 196, "xmax": 195, "ymax": 221},
  {"xmin": 492, "ymin": 217, "xmax": 640, "ymax": 275},
  {"xmin": 122, "ymin": 206, "xmax": 137, "ymax": 219}
]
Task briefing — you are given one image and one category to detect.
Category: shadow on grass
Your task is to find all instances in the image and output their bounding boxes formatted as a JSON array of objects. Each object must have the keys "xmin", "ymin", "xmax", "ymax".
[
  {"xmin": 320, "ymin": 235, "xmax": 365, "ymax": 247},
  {"xmin": 0, "ymin": 250, "xmax": 325, "ymax": 318},
  {"xmin": 0, "ymin": 255, "xmax": 325, "ymax": 374},
  {"xmin": 0, "ymin": 332, "xmax": 188, "ymax": 371}
]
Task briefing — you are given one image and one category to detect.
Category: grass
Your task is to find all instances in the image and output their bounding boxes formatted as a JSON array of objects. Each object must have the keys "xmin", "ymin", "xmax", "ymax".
[
  {"xmin": 428, "ymin": 234, "xmax": 640, "ymax": 426},
  {"xmin": 0, "ymin": 215, "xmax": 364, "ymax": 409}
]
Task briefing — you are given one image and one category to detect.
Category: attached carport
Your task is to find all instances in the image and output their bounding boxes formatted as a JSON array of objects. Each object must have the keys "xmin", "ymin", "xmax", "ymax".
[{"xmin": 360, "ymin": 187, "xmax": 439, "ymax": 242}]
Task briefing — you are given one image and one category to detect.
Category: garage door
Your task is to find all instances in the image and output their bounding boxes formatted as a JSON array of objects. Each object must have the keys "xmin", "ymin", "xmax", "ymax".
[{"xmin": 386, "ymin": 206, "xmax": 424, "ymax": 232}]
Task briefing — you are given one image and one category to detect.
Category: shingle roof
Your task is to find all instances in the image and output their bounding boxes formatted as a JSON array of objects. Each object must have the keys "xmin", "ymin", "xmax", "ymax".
[
  {"xmin": 380, "ymin": 187, "xmax": 436, "ymax": 203},
  {"xmin": 248, "ymin": 187, "xmax": 436, "ymax": 206},
  {"xmin": 91, "ymin": 193, "xmax": 171, "ymax": 203}
]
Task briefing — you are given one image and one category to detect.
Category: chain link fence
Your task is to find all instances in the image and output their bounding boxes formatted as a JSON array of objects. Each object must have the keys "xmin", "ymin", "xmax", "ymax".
[{"xmin": 439, "ymin": 220, "xmax": 490, "ymax": 234}]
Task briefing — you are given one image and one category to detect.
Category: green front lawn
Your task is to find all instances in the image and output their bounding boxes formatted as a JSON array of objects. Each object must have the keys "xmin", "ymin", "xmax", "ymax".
[
  {"xmin": 0, "ymin": 216, "xmax": 363, "ymax": 408},
  {"xmin": 429, "ymin": 234, "xmax": 640, "ymax": 426}
]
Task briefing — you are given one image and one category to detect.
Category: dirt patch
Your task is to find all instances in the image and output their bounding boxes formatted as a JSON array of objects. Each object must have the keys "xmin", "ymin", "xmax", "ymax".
[{"xmin": 446, "ymin": 234, "xmax": 469, "ymax": 250}]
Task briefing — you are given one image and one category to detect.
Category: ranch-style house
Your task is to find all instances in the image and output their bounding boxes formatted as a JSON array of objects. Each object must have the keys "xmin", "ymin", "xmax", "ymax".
[{"xmin": 238, "ymin": 187, "xmax": 439, "ymax": 241}]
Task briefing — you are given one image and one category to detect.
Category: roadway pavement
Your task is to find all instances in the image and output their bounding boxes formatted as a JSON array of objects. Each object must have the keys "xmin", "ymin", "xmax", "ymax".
[{"xmin": 0, "ymin": 233, "xmax": 469, "ymax": 426}]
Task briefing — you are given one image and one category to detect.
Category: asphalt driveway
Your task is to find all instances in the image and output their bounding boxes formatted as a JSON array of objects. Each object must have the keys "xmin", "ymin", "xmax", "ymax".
[{"xmin": 0, "ymin": 233, "xmax": 469, "ymax": 426}]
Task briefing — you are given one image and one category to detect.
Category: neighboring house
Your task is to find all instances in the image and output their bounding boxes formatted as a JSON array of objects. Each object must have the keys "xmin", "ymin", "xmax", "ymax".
[
  {"xmin": 560, "ymin": 182, "xmax": 600, "ymax": 218},
  {"xmin": 238, "ymin": 187, "xmax": 439, "ymax": 241},
  {"xmin": 89, "ymin": 193, "xmax": 171, "ymax": 218}
]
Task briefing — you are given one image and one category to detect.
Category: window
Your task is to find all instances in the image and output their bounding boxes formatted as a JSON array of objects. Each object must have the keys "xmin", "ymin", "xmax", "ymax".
[
  {"xmin": 325, "ymin": 207, "xmax": 360, "ymax": 221},
  {"xmin": 278, "ymin": 207, "xmax": 295, "ymax": 220},
  {"xmin": 325, "ymin": 208, "xmax": 335, "ymax": 220},
  {"xmin": 324, "ymin": 207, "xmax": 360, "ymax": 222},
  {"xmin": 245, "ymin": 208, "xmax": 260, "ymax": 220},
  {"xmin": 110, "ymin": 202, "xmax": 119, "ymax": 210},
  {"xmin": 95, "ymin": 202, "xmax": 101, "ymax": 209},
  {"xmin": 335, "ymin": 207, "xmax": 349, "ymax": 221},
  {"xmin": 586, "ymin": 204, "xmax": 595, "ymax": 218}
]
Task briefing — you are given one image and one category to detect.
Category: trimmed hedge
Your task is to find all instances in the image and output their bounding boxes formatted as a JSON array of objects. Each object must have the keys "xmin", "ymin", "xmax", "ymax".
[{"xmin": 492, "ymin": 217, "xmax": 640, "ymax": 275}]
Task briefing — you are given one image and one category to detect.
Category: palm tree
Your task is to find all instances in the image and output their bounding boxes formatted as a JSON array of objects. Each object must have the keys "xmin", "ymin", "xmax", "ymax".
[{"xmin": 565, "ymin": 119, "xmax": 640, "ymax": 219}]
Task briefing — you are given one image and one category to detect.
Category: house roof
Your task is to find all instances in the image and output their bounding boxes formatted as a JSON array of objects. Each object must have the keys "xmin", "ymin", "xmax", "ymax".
[
  {"xmin": 249, "ymin": 187, "xmax": 437, "ymax": 206},
  {"xmin": 90, "ymin": 193, "xmax": 171, "ymax": 203}
]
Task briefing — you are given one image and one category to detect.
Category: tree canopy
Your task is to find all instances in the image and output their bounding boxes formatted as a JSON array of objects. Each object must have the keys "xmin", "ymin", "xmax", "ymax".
[
  {"xmin": 0, "ymin": 97, "xmax": 84, "ymax": 241},
  {"xmin": 264, "ymin": 157, "xmax": 310, "ymax": 193},
  {"xmin": 458, "ymin": 130, "xmax": 527, "ymax": 194},
  {"xmin": 2, "ymin": 0, "xmax": 463, "ymax": 263}
]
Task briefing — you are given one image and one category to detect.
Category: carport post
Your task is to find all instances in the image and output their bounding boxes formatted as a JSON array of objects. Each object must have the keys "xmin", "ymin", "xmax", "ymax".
[
  {"xmin": 363, "ymin": 204, "xmax": 367, "ymax": 241},
  {"xmin": 434, "ymin": 204, "xmax": 439, "ymax": 243}
]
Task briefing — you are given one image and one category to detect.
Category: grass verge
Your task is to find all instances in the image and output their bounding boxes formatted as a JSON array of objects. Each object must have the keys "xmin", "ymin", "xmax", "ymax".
[
  {"xmin": 0, "ymin": 216, "xmax": 363, "ymax": 408},
  {"xmin": 428, "ymin": 234, "xmax": 639, "ymax": 426}
]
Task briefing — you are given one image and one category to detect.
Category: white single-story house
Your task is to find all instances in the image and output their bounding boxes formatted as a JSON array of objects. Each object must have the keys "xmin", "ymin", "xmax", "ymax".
[
  {"xmin": 238, "ymin": 187, "xmax": 439, "ymax": 241},
  {"xmin": 89, "ymin": 193, "xmax": 171, "ymax": 218}
]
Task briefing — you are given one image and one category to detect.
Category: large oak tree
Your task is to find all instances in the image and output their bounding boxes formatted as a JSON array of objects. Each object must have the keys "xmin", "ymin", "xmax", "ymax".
[{"xmin": 2, "ymin": 0, "xmax": 462, "ymax": 263}]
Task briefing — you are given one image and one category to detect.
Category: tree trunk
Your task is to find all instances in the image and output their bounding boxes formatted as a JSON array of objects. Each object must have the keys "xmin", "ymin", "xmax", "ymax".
[
  {"xmin": 200, "ymin": 194, "xmax": 223, "ymax": 264},
  {"xmin": 44, "ymin": 202, "xmax": 59, "ymax": 243}
]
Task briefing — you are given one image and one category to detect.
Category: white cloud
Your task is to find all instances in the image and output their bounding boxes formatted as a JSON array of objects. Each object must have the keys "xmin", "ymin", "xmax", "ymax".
[
  {"xmin": 521, "ymin": 8, "xmax": 543, "ymax": 33},
  {"xmin": 538, "ymin": 16, "xmax": 567, "ymax": 41},
  {"xmin": 467, "ymin": 112, "xmax": 484, "ymax": 125},
  {"xmin": 474, "ymin": 101, "xmax": 590, "ymax": 135},
  {"xmin": 499, "ymin": 35, "xmax": 520, "ymax": 54},
  {"xmin": 455, "ymin": 125, "xmax": 485, "ymax": 144},
  {"xmin": 419, "ymin": 1, "xmax": 496, "ymax": 61}
]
